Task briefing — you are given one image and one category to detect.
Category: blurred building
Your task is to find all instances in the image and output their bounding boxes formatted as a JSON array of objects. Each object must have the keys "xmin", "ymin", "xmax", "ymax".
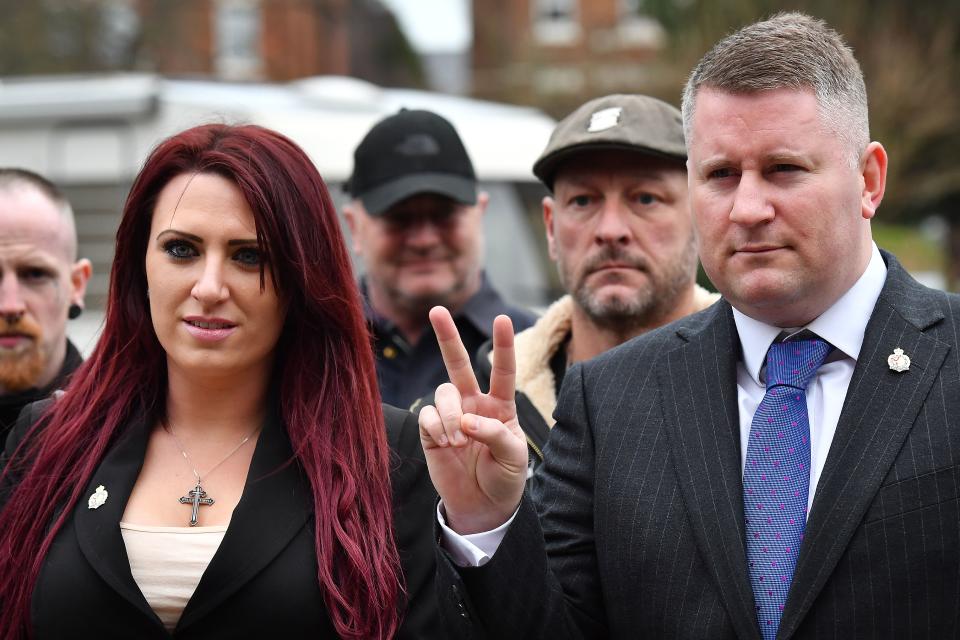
[
  {"xmin": 471, "ymin": 0, "xmax": 668, "ymax": 117},
  {"xmin": 1, "ymin": 0, "xmax": 425, "ymax": 88},
  {"xmin": 139, "ymin": 0, "xmax": 424, "ymax": 87}
]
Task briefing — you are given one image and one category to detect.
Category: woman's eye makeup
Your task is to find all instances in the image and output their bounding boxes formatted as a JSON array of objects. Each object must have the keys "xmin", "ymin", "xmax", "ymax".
[
  {"xmin": 160, "ymin": 234, "xmax": 263, "ymax": 269},
  {"xmin": 163, "ymin": 239, "xmax": 198, "ymax": 259},
  {"xmin": 233, "ymin": 246, "xmax": 261, "ymax": 266}
]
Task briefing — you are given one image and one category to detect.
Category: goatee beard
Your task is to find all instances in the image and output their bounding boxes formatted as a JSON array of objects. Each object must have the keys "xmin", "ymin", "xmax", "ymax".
[
  {"xmin": 0, "ymin": 314, "xmax": 46, "ymax": 391},
  {"xmin": 0, "ymin": 343, "xmax": 46, "ymax": 391}
]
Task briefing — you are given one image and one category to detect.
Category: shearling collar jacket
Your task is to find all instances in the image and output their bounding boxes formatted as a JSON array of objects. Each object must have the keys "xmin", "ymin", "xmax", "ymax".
[{"xmin": 479, "ymin": 285, "xmax": 720, "ymax": 465}]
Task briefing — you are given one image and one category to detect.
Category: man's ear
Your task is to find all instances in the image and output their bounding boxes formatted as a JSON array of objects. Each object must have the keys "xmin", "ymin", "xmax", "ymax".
[
  {"xmin": 475, "ymin": 191, "xmax": 490, "ymax": 217},
  {"xmin": 860, "ymin": 141, "xmax": 887, "ymax": 221},
  {"xmin": 542, "ymin": 196, "xmax": 558, "ymax": 261},
  {"xmin": 342, "ymin": 202, "xmax": 364, "ymax": 255},
  {"xmin": 69, "ymin": 258, "xmax": 92, "ymax": 307}
]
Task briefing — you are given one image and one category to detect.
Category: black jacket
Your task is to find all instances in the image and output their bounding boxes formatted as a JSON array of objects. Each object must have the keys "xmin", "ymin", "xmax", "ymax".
[{"xmin": 1, "ymin": 401, "xmax": 439, "ymax": 639}]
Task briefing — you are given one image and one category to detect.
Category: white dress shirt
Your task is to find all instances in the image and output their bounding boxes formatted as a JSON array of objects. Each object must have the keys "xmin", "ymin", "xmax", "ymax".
[
  {"xmin": 733, "ymin": 243, "xmax": 886, "ymax": 511},
  {"xmin": 442, "ymin": 244, "xmax": 888, "ymax": 566}
]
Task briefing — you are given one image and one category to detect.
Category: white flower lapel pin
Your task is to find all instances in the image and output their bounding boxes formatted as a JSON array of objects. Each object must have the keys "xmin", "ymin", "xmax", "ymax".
[
  {"xmin": 887, "ymin": 347, "xmax": 911, "ymax": 373},
  {"xmin": 88, "ymin": 485, "xmax": 108, "ymax": 509}
]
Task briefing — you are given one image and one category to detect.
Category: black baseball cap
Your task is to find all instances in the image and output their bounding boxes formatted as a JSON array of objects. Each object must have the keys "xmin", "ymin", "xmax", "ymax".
[
  {"xmin": 346, "ymin": 109, "xmax": 477, "ymax": 216},
  {"xmin": 533, "ymin": 94, "xmax": 686, "ymax": 190}
]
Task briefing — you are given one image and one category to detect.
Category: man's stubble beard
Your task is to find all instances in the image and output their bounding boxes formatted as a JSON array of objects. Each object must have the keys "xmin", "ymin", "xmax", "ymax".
[
  {"xmin": 564, "ymin": 236, "xmax": 699, "ymax": 334},
  {"xmin": 381, "ymin": 261, "xmax": 478, "ymax": 320},
  {"xmin": 388, "ymin": 281, "xmax": 468, "ymax": 318}
]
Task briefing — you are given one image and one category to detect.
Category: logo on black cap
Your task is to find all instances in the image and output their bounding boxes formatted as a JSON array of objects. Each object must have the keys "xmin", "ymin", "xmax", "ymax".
[{"xmin": 395, "ymin": 134, "xmax": 441, "ymax": 156}]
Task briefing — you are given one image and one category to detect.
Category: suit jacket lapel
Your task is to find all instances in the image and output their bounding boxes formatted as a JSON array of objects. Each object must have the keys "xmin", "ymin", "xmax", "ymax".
[
  {"xmin": 73, "ymin": 414, "xmax": 160, "ymax": 623},
  {"xmin": 660, "ymin": 301, "xmax": 762, "ymax": 640},
  {"xmin": 177, "ymin": 407, "xmax": 311, "ymax": 630},
  {"xmin": 779, "ymin": 255, "xmax": 951, "ymax": 638}
]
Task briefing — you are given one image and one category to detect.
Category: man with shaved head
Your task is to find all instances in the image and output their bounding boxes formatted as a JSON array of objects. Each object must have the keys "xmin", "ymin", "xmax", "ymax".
[{"xmin": 0, "ymin": 169, "xmax": 91, "ymax": 437}]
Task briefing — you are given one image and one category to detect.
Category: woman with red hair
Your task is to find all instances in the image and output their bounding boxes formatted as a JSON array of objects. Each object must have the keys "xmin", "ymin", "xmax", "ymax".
[{"xmin": 0, "ymin": 124, "xmax": 437, "ymax": 639}]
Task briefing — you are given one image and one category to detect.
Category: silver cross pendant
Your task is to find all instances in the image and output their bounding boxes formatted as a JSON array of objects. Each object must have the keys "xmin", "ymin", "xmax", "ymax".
[{"xmin": 178, "ymin": 482, "xmax": 215, "ymax": 527}]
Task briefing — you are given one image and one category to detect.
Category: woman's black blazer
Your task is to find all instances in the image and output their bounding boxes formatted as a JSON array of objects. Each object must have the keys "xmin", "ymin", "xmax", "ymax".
[{"xmin": 1, "ymin": 401, "xmax": 440, "ymax": 639}]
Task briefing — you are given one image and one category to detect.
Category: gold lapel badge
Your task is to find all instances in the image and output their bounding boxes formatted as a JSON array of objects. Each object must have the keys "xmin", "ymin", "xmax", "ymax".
[
  {"xmin": 87, "ymin": 485, "xmax": 108, "ymax": 509},
  {"xmin": 887, "ymin": 347, "xmax": 911, "ymax": 373}
]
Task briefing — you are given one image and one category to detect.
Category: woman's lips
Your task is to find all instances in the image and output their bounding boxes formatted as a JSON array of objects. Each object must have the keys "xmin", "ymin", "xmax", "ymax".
[{"xmin": 182, "ymin": 318, "xmax": 237, "ymax": 342}]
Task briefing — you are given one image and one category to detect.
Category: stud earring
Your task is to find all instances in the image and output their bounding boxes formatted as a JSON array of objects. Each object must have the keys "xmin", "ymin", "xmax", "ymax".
[{"xmin": 68, "ymin": 303, "xmax": 83, "ymax": 320}]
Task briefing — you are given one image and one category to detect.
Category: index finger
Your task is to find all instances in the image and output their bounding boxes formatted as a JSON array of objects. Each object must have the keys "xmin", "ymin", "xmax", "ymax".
[
  {"xmin": 429, "ymin": 306, "xmax": 481, "ymax": 396},
  {"xmin": 487, "ymin": 314, "xmax": 516, "ymax": 402}
]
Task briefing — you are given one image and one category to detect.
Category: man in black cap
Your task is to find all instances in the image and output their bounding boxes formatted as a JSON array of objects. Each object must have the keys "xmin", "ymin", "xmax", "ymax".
[
  {"xmin": 0, "ymin": 168, "xmax": 90, "ymax": 437},
  {"xmin": 474, "ymin": 94, "xmax": 718, "ymax": 474},
  {"xmin": 344, "ymin": 109, "xmax": 535, "ymax": 408}
]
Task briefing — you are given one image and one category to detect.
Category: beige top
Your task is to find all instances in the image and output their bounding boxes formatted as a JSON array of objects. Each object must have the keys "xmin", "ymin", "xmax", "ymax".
[{"xmin": 119, "ymin": 522, "xmax": 228, "ymax": 631}]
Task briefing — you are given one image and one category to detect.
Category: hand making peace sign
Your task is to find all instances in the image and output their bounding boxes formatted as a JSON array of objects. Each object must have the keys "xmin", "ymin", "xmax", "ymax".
[{"xmin": 418, "ymin": 306, "xmax": 529, "ymax": 535}]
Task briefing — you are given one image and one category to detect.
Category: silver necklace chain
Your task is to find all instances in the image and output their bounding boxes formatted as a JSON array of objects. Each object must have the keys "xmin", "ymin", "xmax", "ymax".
[
  {"xmin": 162, "ymin": 420, "xmax": 258, "ymax": 487},
  {"xmin": 163, "ymin": 419, "xmax": 260, "ymax": 526}
]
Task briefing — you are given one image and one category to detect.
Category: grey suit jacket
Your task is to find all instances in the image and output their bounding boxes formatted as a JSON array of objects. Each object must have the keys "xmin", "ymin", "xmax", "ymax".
[{"xmin": 439, "ymin": 251, "xmax": 960, "ymax": 639}]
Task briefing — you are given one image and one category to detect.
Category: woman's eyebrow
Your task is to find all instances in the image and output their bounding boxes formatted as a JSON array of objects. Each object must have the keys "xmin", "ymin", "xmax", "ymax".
[{"xmin": 156, "ymin": 228, "xmax": 202, "ymax": 243}]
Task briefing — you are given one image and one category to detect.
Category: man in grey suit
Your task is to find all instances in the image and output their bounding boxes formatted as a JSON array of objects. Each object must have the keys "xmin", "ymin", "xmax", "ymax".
[{"xmin": 419, "ymin": 11, "xmax": 960, "ymax": 640}]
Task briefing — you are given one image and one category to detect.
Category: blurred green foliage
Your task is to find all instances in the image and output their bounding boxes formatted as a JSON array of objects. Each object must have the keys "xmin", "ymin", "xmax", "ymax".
[{"xmin": 872, "ymin": 222, "xmax": 945, "ymax": 274}]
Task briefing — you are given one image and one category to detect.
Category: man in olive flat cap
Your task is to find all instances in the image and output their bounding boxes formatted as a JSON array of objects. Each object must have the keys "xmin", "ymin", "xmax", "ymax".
[{"xmin": 473, "ymin": 94, "xmax": 717, "ymax": 476}]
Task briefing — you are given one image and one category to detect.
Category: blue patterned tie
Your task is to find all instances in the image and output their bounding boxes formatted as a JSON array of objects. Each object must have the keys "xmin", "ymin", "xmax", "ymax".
[{"xmin": 744, "ymin": 338, "xmax": 831, "ymax": 639}]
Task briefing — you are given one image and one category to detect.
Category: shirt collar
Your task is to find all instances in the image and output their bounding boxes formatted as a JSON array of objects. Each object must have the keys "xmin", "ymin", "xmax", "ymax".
[{"xmin": 732, "ymin": 242, "xmax": 887, "ymax": 385}]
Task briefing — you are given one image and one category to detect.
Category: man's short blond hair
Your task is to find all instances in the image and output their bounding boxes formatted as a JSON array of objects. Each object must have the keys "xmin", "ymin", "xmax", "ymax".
[{"xmin": 681, "ymin": 12, "xmax": 869, "ymax": 167}]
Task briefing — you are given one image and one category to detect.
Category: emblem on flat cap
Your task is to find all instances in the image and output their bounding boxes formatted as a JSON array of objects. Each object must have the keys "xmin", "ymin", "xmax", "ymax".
[
  {"xmin": 88, "ymin": 485, "xmax": 108, "ymax": 509},
  {"xmin": 587, "ymin": 107, "xmax": 622, "ymax": 133},
  {"xmin": 887, "ymin": 347, "xmax": 910, "ymax": 373}
]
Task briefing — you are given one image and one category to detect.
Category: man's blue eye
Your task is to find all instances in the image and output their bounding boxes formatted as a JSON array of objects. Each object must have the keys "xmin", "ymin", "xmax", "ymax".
[{"xmin": 636, "ymin": 193, "xmax": 657, "ymax": 205}]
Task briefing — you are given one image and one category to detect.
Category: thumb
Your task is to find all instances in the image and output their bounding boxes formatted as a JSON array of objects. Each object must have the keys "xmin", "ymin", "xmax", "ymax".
[{"xmin": 460, "ymin": 413, "xmax": 527, "ymax": 471}]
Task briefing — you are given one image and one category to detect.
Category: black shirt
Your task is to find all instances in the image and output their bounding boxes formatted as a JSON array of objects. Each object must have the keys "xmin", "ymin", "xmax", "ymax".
[{"xmin": 363, "ymin": 275, "xmax": 535, "ymax": 409}]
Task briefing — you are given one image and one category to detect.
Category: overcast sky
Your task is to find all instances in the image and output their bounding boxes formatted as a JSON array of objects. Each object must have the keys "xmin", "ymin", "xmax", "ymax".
[{"xmin": 378, "ymin": 0, "xmax": 471, "ymax": 53}]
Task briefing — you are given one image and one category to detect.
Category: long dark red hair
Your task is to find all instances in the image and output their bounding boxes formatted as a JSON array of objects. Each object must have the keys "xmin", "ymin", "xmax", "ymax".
[{"xmin": 0, "ymin": 124, "xmax": 401, "ymax": 639}]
